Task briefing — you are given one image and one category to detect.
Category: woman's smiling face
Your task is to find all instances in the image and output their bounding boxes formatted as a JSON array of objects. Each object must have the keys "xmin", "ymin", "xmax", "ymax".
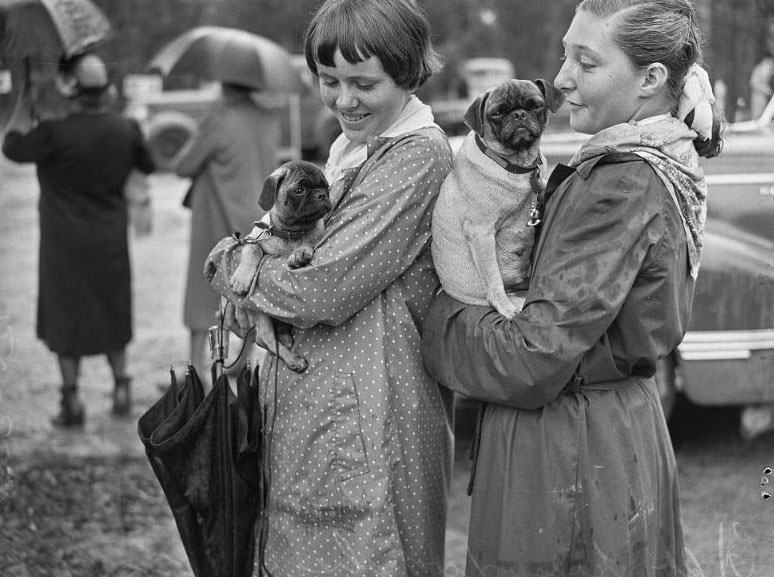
[
  {"xmin": 554, "ymin": 10, "xmax": 647, "ymax": 134},
  {"xmin": 316, "ymin": 49, "xmax": 412, "ymax": 144}
]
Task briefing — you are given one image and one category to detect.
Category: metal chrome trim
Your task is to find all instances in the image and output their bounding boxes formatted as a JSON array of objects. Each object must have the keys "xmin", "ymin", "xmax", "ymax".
[
  {"xmin": 704, "ymin": 173, "xmax": 774, "ymax": 186},
  {"xmin": 678, "ymin": 329, "xmax": 774, "ymax": 361}
]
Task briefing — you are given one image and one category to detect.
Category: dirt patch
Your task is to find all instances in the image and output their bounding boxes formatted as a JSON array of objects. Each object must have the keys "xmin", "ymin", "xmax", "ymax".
[
  {"xmin": 0, "ymin": 452, "xmax": 188, "ymax": 577},
  {"xmin": 2, "ymin": 163, "xmax": 773, "ymax": 577}
]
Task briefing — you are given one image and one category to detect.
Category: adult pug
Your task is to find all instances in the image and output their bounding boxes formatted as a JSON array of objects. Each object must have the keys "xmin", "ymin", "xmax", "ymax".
[
  {"xmin": 432, "ymin": 78, "xmax": 564, "ymax": 318},
  {"xmin": 210, "ymin": 160, "xmax": 331, "ymax": 372}
]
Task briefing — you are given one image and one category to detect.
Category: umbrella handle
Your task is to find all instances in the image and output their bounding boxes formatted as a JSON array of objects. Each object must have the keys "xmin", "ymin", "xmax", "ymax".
[{"xmin": 208, "ymin": 324, "xmax": 229, "ymax": 362}]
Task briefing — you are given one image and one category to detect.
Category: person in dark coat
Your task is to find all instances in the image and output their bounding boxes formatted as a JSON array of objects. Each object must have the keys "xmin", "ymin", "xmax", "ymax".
[
  {"xmin": 2, "ymin": 53, "xmax": 155, "ymax": 427},
  {"xmin": 422, "ymin": 1, "xmax": 725, "ymax": 576}
]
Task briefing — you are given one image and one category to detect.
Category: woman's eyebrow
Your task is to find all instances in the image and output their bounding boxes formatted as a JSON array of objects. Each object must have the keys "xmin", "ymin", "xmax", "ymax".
[{"xmin": 566, "ymin": 41, "xmax": 603, "ymax": 59}]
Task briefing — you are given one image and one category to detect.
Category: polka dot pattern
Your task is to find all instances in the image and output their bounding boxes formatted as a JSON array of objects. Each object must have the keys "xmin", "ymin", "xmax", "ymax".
[{"xmin": 250, "ymin": 128, "xmax": 455, "ymax": 576}]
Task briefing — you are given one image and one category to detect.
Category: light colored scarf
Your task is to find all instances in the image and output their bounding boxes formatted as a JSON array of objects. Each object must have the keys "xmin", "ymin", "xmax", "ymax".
[
  {"xmin": 324, "ymin": 94, "xmax": 439, "ymax": 184},
  {"xmin": 569, "ymin": 115, "xmax": 708, "ymax": 278}
]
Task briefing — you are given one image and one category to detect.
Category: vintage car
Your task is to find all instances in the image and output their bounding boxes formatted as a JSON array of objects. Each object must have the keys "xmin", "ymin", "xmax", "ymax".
[
  {"xmin": 124, "ymin": 55, "xmax": 341, "ymax": 170},
  {"xmin": 445, "ymin": 96, "xmax": 774, "ymax": 437},
  {"xmin": 665, "ymin": 100, "xmax": 774, "ymax": 438}
]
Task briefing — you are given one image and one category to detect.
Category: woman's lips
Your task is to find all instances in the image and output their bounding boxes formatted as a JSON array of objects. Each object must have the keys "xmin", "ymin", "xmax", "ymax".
[{"xmin": 339, "ymin": 111, "xmax": 368, "ymax": 124}]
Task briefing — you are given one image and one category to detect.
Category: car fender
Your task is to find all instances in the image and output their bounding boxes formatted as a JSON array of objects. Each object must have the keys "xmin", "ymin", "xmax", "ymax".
[
  {"xmin": 677, "ymin": 225, "xmax": 774, "ymax": 405},
  {"xmin": 689, "ymin": 225, "xmax": 774, "ymax": 331}
]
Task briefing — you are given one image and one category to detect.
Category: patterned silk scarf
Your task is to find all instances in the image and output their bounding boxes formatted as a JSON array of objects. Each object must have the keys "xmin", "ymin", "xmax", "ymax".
[{"xmin": 569, "ymin": 115, "xmax": 708, "ymax": 278}]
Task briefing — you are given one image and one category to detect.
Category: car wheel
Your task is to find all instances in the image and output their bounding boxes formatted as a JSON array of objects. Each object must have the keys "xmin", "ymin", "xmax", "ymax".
[
  {"xmin": 146, "ymin": 112, "xmax": 199, "ymax": 172},
  {"xmin": 654, "ymin": 354, "xmax": 677, "ymax": 421}
]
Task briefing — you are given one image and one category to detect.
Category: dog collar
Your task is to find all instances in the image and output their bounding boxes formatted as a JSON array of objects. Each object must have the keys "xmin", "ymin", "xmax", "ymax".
[
  {"xmin": 253, "ymin": 219, "xmax": 311, "ymax": 242},
  {"xmin": 474, "ymin": 134, "xmax": 542, "ymax": 174}
]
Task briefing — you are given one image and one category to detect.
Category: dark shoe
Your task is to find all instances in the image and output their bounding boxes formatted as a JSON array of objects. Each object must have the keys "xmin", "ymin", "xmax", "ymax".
[
  {"xmin": 112, "ymin": 376, "xmax": 132, "ymax": 417},
  {"xmin": 51, "ymin": 385, "xmax": 85, "ymax": 428}
]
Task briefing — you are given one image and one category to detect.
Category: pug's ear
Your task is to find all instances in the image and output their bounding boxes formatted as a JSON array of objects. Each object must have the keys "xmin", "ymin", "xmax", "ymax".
[
  {"xmin": 533, "ymin": 79, "xmax": 565, "ymax": 113},
  {"xmin": 259, "ymin": 166, "xmax": 287, "ymax": 211},
  {"xmin": 463, "ymin": 90, "xmax": 491, "ymax": 136}
]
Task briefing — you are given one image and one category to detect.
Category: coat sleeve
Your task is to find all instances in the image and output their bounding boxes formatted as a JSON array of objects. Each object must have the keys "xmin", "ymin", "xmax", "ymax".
[
  {"xmin": 131, "ymin": 120, "xmax": 156, "ymax": 174},
  {"xmin": 245, "ymin": 134, "xmax": 451, "ymax": 328},
  {"xmin": 173, "ymin": 113, "xmax": 219, "ymax": 177},
  {"xmin": 2, "ymin": 124, "xmax": 53, "ymax": 163},
  {"xmin": 422, "ymin": 159, "xmax": 666, "ymax": 409}
]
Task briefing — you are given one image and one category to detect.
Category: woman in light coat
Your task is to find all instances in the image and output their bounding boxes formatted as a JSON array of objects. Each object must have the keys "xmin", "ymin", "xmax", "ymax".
[{"xmin": 175, "ymin": 82, "xmax": 280, "ymax": 378}]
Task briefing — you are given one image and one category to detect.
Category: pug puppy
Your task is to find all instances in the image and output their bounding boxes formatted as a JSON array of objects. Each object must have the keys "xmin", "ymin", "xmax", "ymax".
[
  {"xmin": 229, "ymin": 160, "xmax": 331, "ymax": 372},
  {"xmin": 432, "ymin": 78, "xmax": 564, "ymax": 318}
]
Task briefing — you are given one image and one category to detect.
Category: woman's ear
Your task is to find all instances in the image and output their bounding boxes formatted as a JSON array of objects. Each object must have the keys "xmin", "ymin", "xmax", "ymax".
[{"xmin": 640, "ymin": 63, "xmax": 669, "ymax": 98}]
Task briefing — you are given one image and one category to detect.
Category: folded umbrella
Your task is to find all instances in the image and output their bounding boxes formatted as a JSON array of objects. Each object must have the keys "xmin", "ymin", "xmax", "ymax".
[
  {"xmin": 138, "ymin": 360, "xmax": 264, "ymax": 577},
  {"xmin": 147, "ymin": 25, "xmax": 305, "ymax": 94}
]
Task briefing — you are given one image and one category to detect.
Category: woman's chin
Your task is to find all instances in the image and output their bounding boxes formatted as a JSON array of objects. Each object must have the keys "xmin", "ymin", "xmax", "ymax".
[
  {"xmin": 570, "ymin": 109, "xmax": 597, "ymax": 134},
  {"xmin": 569, "ymin": 116, "xmax": 594, "ymax": 135},
  {"xmin": 341, "ymin": 125, "xmax": 368, "ymax": 144}
]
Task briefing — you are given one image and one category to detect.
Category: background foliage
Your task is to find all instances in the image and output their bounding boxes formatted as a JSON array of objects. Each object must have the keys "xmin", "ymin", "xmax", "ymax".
[{"xmin": 29, "ymin": 0, "xmax": 774, "ymax": 121}]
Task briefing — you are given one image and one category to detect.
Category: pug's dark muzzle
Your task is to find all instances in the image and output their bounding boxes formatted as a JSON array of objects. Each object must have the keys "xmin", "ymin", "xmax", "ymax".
[
  {"xmin": 288, "ymin": 187, "xmax": 331, "ymax": 222},
  {"xmin": 493, "ymin": 110, "xmax": 543, "ymax": 147}
]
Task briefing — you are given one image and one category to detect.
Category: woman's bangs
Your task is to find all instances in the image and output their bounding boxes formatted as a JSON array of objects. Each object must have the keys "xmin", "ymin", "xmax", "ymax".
[{"xmin": 312, "ymin": 13, "xmax": 374, "ymax": 68}]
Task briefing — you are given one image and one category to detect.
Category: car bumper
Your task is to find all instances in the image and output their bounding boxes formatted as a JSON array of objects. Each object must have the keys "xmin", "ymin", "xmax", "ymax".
[{"xmin": 678, "ymin": 329, "xmax": 774, "ymax": 404}]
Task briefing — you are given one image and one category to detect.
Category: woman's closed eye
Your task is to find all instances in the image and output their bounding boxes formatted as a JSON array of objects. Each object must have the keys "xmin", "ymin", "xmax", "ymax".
[{"xmin": 352, "ymin": 81, "xmax": 377, "ymax": 91}]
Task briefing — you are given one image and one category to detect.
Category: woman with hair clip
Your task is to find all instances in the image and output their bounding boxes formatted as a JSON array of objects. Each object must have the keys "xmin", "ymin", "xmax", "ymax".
[
  {"xmin": 422, "ymin": 1, "xmax": 724, "ymax": 576},
  {"xmin": 216, "ymin": 0, "xmax": 454, "ymax": 575}
]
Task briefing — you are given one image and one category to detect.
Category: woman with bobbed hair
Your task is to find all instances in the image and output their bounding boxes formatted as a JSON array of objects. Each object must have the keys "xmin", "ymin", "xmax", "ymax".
[
  {"xmin": 422, "ymin": 1, "xmax": 724, "ymax": 576},
  {"xmin": 215, "ymin": 0, "xmax": 454, "ymax": 575}
]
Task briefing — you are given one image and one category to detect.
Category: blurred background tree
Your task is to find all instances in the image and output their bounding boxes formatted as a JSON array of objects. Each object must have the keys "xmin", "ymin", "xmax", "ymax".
[{"xmin": 4, "ymin": 0, "xmax": 770, "ymax": 122}]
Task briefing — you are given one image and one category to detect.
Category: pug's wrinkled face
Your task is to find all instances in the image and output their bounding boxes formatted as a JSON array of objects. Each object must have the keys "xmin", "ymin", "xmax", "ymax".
[
  {"xmin": 464, "ymin": 79, "xmax": 565, "ymax": 162},
  {"xmin": 259, "ymin": 160, "xmax": 332, "ymax": 225}
]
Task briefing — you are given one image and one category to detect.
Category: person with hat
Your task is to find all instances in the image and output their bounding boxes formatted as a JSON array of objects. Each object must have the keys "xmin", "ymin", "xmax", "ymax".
[
  {"xmin": 2, "ymin": 52, "xmax": 155, "ymax": 427},
  {"xmin": 172, "ymin": 81, "xmax": 281, "ymax": 382}
]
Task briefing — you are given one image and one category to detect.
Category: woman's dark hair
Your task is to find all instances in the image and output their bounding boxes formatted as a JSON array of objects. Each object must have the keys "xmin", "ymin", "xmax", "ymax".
[
  {"xmin": 303, "ymin": 0, "xmax": 442, "ymax": 91},
  {"xmin": 578, "ymin": 0, "xmax": 724, "ymax": 157}
]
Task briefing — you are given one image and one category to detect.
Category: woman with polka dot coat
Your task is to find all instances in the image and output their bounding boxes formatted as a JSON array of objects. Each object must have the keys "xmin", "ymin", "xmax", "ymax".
[{"xmin": 212, "ymin": 1, "xmax": 455, "ymax": 575}]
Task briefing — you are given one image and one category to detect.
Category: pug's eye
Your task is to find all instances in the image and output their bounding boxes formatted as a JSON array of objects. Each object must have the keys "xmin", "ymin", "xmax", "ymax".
[
  {"xmin": 292, "ymin": 187, "xmax": 305, "ymax": 195},
  {"xmin": 524, "ymin": 98, "xmax": 543, "ymax": 111},
  {"xmin": 490, "ymin": 108, "xmax": 506, "ymax": 119}
]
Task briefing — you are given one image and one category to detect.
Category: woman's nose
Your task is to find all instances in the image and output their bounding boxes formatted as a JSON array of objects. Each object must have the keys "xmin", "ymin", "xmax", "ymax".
[
  {"xmin": 336, "ymin": 86, "xmax": 358, "ymax": 109},
  {"xmin": 554, "ymin": 61, "xmax": 573, "ymax": 92}
]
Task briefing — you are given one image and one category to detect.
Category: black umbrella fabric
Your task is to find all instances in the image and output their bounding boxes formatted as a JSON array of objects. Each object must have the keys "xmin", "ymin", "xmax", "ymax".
[{"xmin": 138, "ymin": 363, "xmax": 263, "ymax": 577}]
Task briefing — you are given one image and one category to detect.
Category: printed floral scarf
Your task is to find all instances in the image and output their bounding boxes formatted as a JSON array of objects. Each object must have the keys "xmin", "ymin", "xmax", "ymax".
[{"xmin": 569, "ymin": 115, "xmax": 708, "ymax": 278}]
